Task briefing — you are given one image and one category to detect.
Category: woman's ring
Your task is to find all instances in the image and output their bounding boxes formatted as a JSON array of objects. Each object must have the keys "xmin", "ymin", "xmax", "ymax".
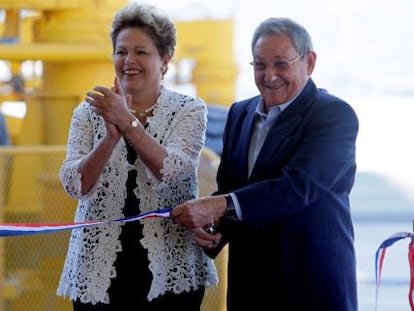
[{"xmin": 205, "ymin": 222, "xmax": 217, "ymax": 234}]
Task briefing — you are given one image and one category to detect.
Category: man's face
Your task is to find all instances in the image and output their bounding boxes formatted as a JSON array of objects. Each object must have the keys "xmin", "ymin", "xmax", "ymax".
[{"xmin": 251, "ymin": 34, "xmax": 315, "ymax": 108}]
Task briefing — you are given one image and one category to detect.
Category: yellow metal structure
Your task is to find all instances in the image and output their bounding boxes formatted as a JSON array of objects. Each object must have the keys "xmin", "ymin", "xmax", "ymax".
[
  {"xmin": 0, "ymin": 1, "xmax": 234, "ymax": 310},
  {"xmin": 175, "ymin": 19, "xmax": 238, "ymax": 106},
  {"xmin": 0, "ymin": 0, "xmax": 126, "ymax": 146}
]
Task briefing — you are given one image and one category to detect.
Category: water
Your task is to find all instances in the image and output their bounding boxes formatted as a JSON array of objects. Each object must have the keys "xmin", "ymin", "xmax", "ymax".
[
  {"xmin": 352, "ymin": 170, "xmax": 414, "ymax": 311},
  {"xmin": 355, "ymin": 221, "xmax": 412, "ymax": 311}
]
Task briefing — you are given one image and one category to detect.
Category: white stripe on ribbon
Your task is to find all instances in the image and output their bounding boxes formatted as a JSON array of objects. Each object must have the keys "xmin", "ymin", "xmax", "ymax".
[{"xmin": 0, "ymin": 207, "xmax": 172, "ymax": 237}]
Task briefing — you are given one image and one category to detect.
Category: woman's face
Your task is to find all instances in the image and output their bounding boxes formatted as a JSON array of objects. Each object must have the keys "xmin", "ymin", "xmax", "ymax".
[
  {"xmin": 113, "ymin": 27, "xmax": 169, "ymax": 97},
  {"xmin": 251, "ymin": 34, "xmax": 315, "ymax": 108}
]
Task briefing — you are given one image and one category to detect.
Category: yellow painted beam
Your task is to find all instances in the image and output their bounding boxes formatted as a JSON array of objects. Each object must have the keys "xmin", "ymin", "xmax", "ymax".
[
  {"xmin": 0, "ymin": 0, "xmax": 80, "ymax": 10},
  {"xmin": 0, "ymin": 43, "xmax": 112, "ymax": 61}
]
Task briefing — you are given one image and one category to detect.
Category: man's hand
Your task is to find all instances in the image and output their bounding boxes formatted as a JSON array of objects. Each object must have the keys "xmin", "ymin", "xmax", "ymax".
[{"xmin": 170, "ymin": 195, "xmax": 227, "ymax": 229}]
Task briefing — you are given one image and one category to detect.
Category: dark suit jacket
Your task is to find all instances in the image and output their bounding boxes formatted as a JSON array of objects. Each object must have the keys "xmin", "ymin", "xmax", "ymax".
[{"xmin": 212, "ymin": 79, "xmax": 359, "ymax": 311}]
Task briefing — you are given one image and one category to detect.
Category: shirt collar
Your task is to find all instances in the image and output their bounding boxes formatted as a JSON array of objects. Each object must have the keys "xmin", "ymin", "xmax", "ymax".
[
  {"xmin": 255, "ymin": 99, "xmax": 288, "ymax": 123},
  {"xmin": 255, "ymin": 85, "xmax": 305, "ymax": 117}
]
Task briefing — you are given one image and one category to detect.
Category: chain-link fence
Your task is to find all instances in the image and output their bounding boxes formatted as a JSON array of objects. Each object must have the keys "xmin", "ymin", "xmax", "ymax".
[{"xmin": 0, "ymin": 146, "xmax": 226, "ymax": 311}]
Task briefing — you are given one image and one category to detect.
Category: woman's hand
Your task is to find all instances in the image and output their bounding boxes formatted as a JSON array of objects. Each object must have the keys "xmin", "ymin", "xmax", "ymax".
[
  {"xmin": 86, "ymin": 76, "xmax": 133, "ymax": 138},
  {"xmin": 189, "ymin": 227, "xmax": 222, "ymax": 249}
]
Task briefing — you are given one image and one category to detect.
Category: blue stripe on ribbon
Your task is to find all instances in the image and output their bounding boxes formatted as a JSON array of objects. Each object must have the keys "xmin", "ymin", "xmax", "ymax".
[{"xmin": 0, "ymin": 207, "xmax": 172, "ymax": 237}]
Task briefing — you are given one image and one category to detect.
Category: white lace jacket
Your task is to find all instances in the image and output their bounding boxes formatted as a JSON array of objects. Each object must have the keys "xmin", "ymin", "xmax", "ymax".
[{"xmin": 57, "ymin": 86, "xmax": 218, "ymax": 304}]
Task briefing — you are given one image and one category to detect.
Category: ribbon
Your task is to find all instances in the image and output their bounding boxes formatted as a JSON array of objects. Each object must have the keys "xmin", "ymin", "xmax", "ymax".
[
  {"xmin": 409, "ymin": 240, "xmax": 414, "ymax": 310},
  {"xmin": 0, "ymin": 207, "xmax": 172, "ymax": 237},
  {"xmin": 375, "ymin": 231, "xmax": 414, "ymax": 311}
]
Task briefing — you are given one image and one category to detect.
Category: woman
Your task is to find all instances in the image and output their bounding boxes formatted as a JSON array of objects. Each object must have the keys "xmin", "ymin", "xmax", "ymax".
[{"xmin": 57, "ymin": 3, "xmax": 218, "ymax": 311}]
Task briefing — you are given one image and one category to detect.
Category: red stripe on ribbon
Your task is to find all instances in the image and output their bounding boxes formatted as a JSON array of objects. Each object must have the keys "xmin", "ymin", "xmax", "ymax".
[
  {"xmin": 408, "ymin": 240, "xmax": 414, "ymax": 310},
  {"xmin": 0, "ymin": 207, "xmax": 172, "ymax": 237},
  {"xmin": 375, "ymin": 231, "xmax": 414, "ymax": 311}
]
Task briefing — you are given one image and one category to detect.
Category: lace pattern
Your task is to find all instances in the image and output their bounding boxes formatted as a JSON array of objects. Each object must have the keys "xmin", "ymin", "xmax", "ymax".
[{"xmin": 57, "ymin": 87, "xmax": 218, "ymax": 304}]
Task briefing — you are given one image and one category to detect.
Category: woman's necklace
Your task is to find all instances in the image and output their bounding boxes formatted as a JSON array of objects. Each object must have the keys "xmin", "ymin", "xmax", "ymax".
[{"xmin": 129, "ymin": 102, "xmax": 158, "ymax": 120}]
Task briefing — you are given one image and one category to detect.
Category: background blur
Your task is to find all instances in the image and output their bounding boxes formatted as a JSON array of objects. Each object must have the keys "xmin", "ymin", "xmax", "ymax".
[{"xmin": 1, "ymin": 0, "xmax": 414, "ymax": 310}]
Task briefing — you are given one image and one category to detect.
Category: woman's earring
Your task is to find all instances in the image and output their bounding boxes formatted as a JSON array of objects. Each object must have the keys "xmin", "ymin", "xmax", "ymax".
[{"xmin": 161, "ymin": 66, "xmax": 168, "ymax": 80}]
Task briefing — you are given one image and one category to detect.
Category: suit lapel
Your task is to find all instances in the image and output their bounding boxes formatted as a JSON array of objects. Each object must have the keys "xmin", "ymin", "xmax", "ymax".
[
  {"xmin": 226, "ymin": 97, "xmax": 259, "ymax": 182},
  {"xmin": 250, "ymin": 109, "xmax": 301, "ymax": 178},
  {"xmin": 238, "ymin": 99, "xmax": 259, "ymax": 179}
]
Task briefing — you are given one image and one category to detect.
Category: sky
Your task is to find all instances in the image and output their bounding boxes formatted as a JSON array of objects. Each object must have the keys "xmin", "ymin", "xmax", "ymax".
[{"xmin": 139, "ymin": 0, "xmax": 414, "ymax": 99}]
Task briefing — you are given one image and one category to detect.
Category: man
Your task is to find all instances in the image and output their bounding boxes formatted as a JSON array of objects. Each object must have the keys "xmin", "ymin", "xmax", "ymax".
[
  {"xmin": 0, "ymin": 112, "xmax": 10, "ymax": 145},
  {"xmin": 171, "ymin": 17, "xmax": 359, "ymax": 311}
]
